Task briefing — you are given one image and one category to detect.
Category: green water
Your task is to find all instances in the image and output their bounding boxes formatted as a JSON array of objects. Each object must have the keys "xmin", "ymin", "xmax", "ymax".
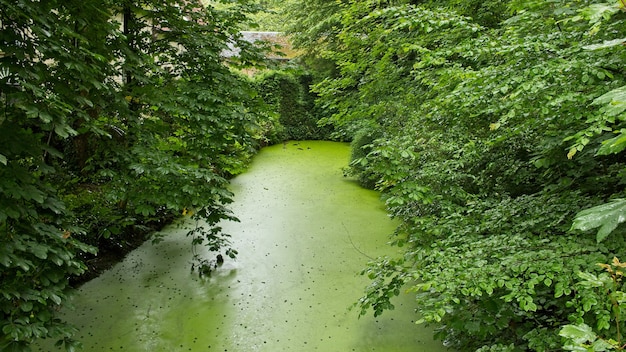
[{"xmin": 37, "ymin": 141, "xmax": 447, "ymax": 351}]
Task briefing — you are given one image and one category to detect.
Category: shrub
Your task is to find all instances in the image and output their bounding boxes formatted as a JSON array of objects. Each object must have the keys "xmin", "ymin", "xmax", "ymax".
[{"xmin": 255, "ymin": 69, "xmax": 334, "ymax": 141}]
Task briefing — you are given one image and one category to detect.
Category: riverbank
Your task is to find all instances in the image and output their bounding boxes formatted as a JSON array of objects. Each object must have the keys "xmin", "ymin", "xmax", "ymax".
[{"xmin": 36, "ymin": 141, "xmax": 448, "ymax": 351}]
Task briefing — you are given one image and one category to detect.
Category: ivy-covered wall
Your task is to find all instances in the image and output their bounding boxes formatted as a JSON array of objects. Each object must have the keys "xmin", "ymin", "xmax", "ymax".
[{"xmin": 254, "ymin": 69, "xmax": 334, "ymax": 141}]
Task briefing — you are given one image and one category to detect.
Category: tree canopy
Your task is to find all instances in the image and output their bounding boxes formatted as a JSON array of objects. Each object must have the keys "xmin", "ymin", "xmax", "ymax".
[
  {"xmin": 8, "ymin": 0, "xmax": 626, "ymax": 350},
  {"xmin": 287, "ymin": 0, "xmax": 626, "ymax": 350},
  {"xmin": 0, "ymin": 0, "xmax": 272, "ymax": 350}
]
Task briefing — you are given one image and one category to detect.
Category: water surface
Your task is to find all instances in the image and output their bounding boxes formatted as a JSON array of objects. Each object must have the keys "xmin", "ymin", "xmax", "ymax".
[{"xmin": 39, "ymin": 141, "xmax": 447, "ymax": 351}]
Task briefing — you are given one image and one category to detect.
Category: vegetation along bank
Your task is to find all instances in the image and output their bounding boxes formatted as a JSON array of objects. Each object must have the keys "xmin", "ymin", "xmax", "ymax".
[
  {"xmin": 6, "ymin": 0, "xmax": 626, "ymax": 351},
  {"xmin": 0, "ymin": 0, "xmax": 325, "ymax": 350},
  {"xmin": 285, "ymin": 0, "xmax": 626, "ymax": 351}
]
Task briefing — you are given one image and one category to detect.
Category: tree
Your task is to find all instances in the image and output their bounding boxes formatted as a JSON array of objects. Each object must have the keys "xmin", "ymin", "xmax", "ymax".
[
  {"xmin": 1, "ymin": 1, "xmax": 117, "ymax": 349},
  {"xmin": 289, "ymin": 0, "xmax": 626, "ymax": 350},
  {"xmin": 1, "ymin": 0, "xmax": 270, "ymax": 349}
]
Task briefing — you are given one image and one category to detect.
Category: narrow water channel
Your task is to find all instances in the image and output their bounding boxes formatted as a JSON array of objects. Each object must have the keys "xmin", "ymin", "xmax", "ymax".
[{"xmin": 38, "ymin": 141, "xmax": 448, "ymax": 351}]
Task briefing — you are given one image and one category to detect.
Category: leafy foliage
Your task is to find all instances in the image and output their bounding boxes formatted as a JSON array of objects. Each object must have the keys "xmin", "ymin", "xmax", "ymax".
[
  {"xmin": 235, "ymin": 0, "xmax": 297, "ymax": 31},
  {"xmin": 288, "ymin": 0, "xmax": 626, "ymax": 350},
  {"xmin": 560, "ymin": 257, "xmax": 626, "ymax": 351},
  {"xmin": 254, "ymin": 69, "xmax": 333, "ymax": 141},
  {"xmin": 571, "ymin": 199, "xmax": 626, "ymax": 243},
  {"xmin": 1, "ymin": 0, "xmax": 274, "ymax": 349}
]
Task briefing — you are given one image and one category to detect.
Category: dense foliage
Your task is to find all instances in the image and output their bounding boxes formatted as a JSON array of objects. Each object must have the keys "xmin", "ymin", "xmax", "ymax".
[
  {"xmin": 254, "ymin": 69, "xmax": 333, "ymax": 141},
  {"xmin": 288, "ymin": 0, "xmax": 626, "ymax": 350},
  {"xmin": 0, "ymin": 0, "xmax": 273, "ymax": 350},
  {"xmin": 240, "ymin": 0, "xmax": 295, "ymax": 31}
]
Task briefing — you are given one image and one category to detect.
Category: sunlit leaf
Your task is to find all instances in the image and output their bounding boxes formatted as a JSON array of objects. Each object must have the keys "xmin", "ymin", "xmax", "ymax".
[
  {"xmin": 576, "ymin": 271, "xmax": 606, "ymax": 287},
  {"xmin": 559, "ymin": 323, "xmax": 596, "ymax": 344},
  {"xmin": 592, "ymin": 85, "xmax": 626, "ymax": 107},
  {"xmin": 597, "ymin": 130, "xmax": 626, "ymax": 155},
  {"xmin": 571, "ymin": 199, "xmax": 626, "ymax": 242},
  {"xmin": 579, "ymin": 3, "xmax": 620, "ymax": 24},
  {"xmin": 583, "ymin": 37, "xmax": 626, "ymax": 50}
]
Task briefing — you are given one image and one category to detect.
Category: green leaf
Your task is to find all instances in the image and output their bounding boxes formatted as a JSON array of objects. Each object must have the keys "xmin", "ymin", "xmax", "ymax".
[
  {"xmin": 583, "ymin": 38, "xmax": 626, "ymax": 50},
  {"xmin": 580, "ymin": 3, "xmax": 620, "ymax": 24},
  {"xmin": 592, "ymin": 85, "xmax": 626, "ymax": 111},
  {"xmin": 591, "ymin": 338, "xmax": 616, "ymax": 351},
  {"xmin": 0, "ymin": 249, "xmax": 11, "ymax": 267},
  {"xmin": 130, "ymin": 164, "xmax": 145, "ymax": 175},
  {"xmin": 54, "ymin": 124, "xmax": 77, "ymax": 139},
  {"xmin": 597, "ymin": 130, "xmax": 626, "ymax": 155},
  {"xmin": 49, "ymin": 293, "xmax": 62, "ymax": 305},
  {"xmin": 29, "ymin": 243, "xmax": 48, "ymax": 260},
  {"xmin": 562, "ymin": 345, "xmax": 591, "ymax": 352},
  {"xmin": 612, "ymin": 291, "xmax": 626, "ymax": 304},
  {"xmin": 19, "ymin": 301, "xmax": 33, "ymax": 312},
  {"xmin": 61, "ymin": 338, "xmax": 83, "ymax": 352},
  {"xmin": 571, "ymin": 199, "xmax": 626, "ymax": 242},
  {"xmin": 576, "ymin": 271, "xmax": 606, "ymax": 288},
  {"xmin": 559, "ymin": 323, "xmax": 596, "ymax": 344},
  {"xmin": 0, "ymin": 154, "xmax": 7, "ymax": 165}
]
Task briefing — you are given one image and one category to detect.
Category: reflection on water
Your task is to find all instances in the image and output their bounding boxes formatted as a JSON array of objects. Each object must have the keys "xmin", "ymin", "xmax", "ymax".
[{"xmin": 36, "ymin": 141, "xmax": 448, "ymax": 351}]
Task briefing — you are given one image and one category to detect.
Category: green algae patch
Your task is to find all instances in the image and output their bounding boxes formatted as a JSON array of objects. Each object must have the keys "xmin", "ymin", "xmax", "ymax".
[{"xmin": 36, "ymin": 141, "xmax": 448, "ymax": 351}]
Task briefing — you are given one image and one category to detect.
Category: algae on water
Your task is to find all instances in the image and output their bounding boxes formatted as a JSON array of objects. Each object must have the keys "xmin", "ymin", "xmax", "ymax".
[{"xmin": 36, "ymin": 141, "xmax": 447, "ymax": 352}]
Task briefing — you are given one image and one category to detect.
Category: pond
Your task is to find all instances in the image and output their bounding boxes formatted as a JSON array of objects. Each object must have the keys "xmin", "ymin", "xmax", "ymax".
[{"xmin": 37, "ymin": 141, "xmax": 448, "ymax": 351}]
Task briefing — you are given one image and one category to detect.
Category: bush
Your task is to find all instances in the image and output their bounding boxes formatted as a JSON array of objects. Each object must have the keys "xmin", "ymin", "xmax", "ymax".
[
  {"xmin": 293, "ymin": 0, "xmax": 626, "ymax": 350},
  {"xmin": 254, "ymin": 69, "xmax": 334, "ymax": 141},
  {"xmin": 0, "ymin": 0, "xmax": 270, "ymax": 349},
  {"xmin": 346, "ymin": 128, "xmax": 382, "ymax": 189}
]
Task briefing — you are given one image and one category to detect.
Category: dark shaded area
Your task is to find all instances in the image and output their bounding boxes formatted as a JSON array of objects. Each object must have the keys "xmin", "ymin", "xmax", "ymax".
[
  {"xmin": 69, "ymin": 214, "xmax": 176, "ymax": 286},
  {"xmin": 254, "ymin": 69, "xmax": 335, "ymax": 141}
]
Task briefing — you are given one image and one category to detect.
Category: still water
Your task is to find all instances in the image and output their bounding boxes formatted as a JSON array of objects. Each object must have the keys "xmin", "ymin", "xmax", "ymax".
[{"xmin": 38, "ymin": 141, "xmax": 447, "ymax": 351}]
